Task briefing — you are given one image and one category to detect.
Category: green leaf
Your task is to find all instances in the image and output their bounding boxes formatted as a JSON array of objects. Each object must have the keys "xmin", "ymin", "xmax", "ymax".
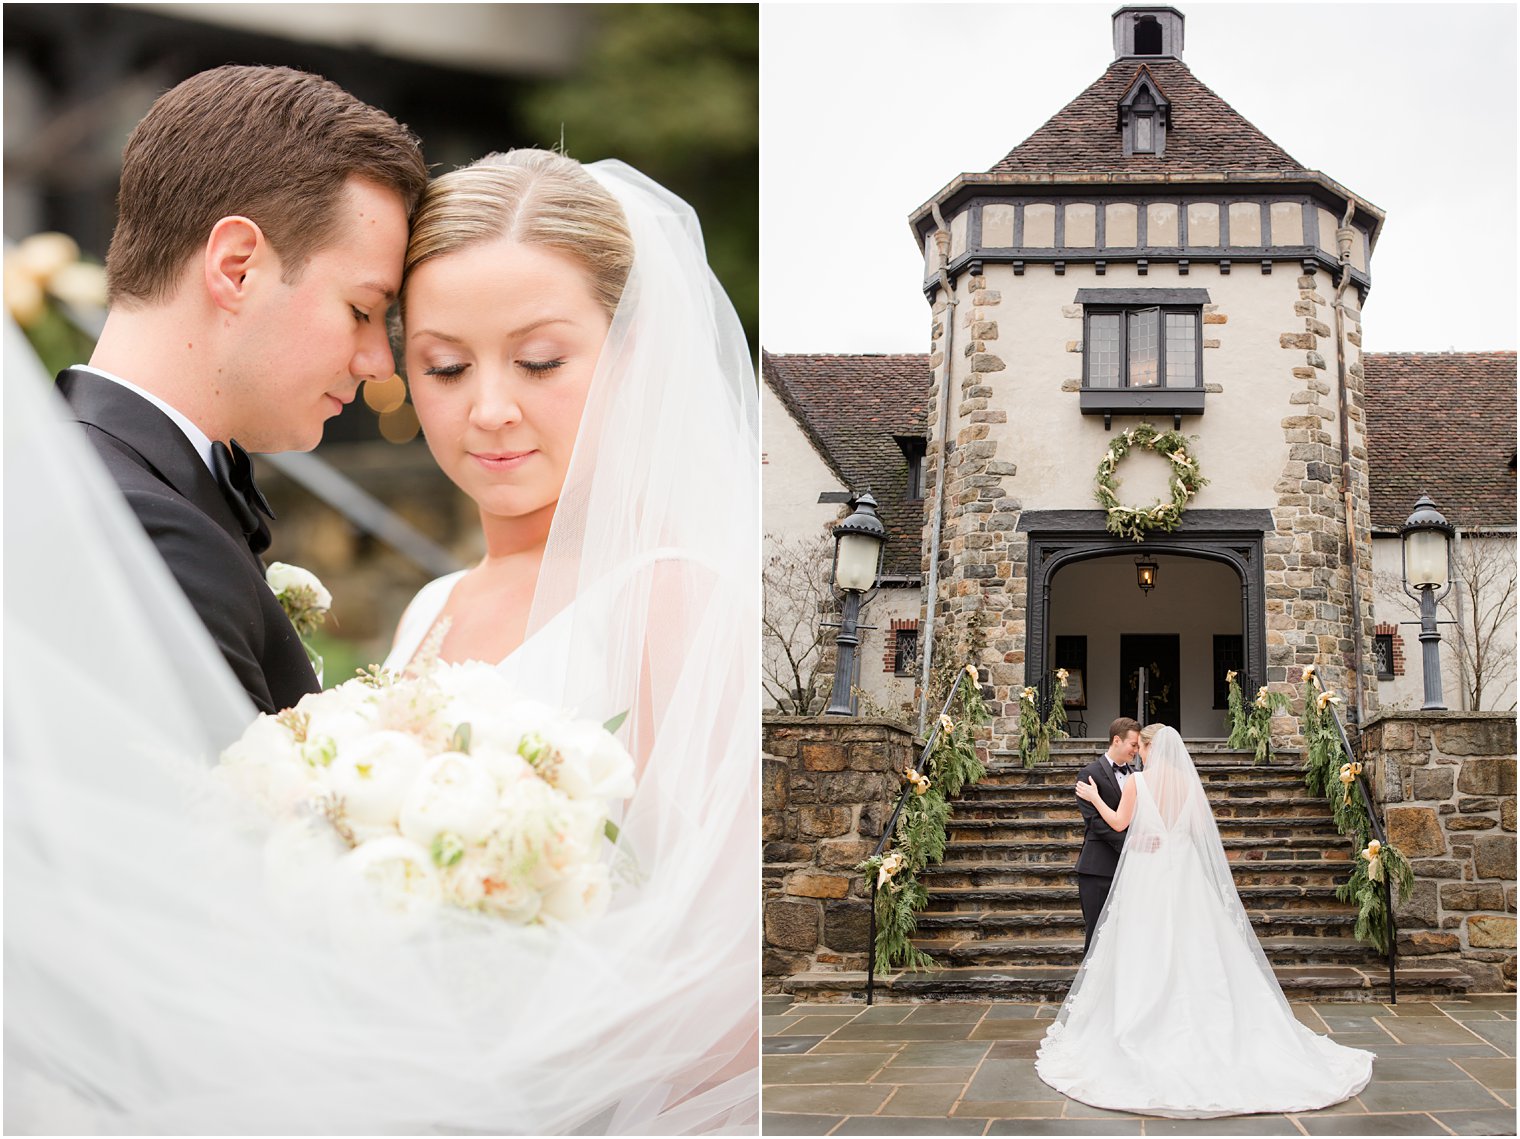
[
  {"xmin": 603, "ymin": 710, "xmax": 629, "ymax": 735},
  {"xmin": 604, "ymin": 820, "xmax": 621, "ymax": 845},
  {"xmin": 430, "ymin": 832, "xmax": 465, "ymax": 868},
  {"xmin": 450, "ymin": 722, "xmax": 472, "ymax": 755}
]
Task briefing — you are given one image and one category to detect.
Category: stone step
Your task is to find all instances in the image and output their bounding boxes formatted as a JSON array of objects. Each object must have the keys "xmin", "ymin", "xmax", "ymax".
[
  {"xmin": 913, "ymin": 908, "xmax": 1358, "ymax": 941},
  {"xmin": 914, "ymin": 935, "xmax": 1389, "ymax": 969},
  {"xmin": 782, "ymin": 965, "xmax": 1473, "ymax": 1004},
  {"xmin": 938, "ymin": 837, "xmax": 1354, "ymax": 864},
  {"xmin": 923, "ymin": 859, "xmax": 1356, "ymax": 889},
  {"xmin": 976, "ymin": 765, "xmax": 1305, "ymax": 788},
  {"xmin": 960, "ymin": 784, "xmax": 1307, "ymax": 796},
  {"xmin": 915, "ymin": 883, "xmax": 1349, "ymax": 915},
  {"xmin": 953, "ymin": 799, "xmax": 1331, "ymax": 821},
  {"xmin": 945, "ymin": 817, "xmax": 1341, "ymax": 843}
]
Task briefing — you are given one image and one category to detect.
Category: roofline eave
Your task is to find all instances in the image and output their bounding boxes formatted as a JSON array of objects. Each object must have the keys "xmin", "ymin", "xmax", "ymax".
[{"xmin": 908, "ymin": 168, "xmax": 1385, "ymax": 248}]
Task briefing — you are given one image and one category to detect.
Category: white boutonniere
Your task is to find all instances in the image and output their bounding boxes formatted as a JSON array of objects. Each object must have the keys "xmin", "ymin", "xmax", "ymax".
[{"xmin": 267, "ymin": 562, "xmax": 332, "ymax": 682}]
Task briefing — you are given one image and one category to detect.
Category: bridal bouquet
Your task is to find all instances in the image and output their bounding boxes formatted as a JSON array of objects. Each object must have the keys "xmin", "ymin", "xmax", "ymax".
[{"xmin": 217, "ymin": 660, "xmax": 636, "ymax": 931}]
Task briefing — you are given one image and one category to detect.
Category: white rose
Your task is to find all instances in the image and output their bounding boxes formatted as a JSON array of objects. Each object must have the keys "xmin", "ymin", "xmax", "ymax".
[
  {"xmin": 318, "ymin": 729, "xmax": 428, "ymax": 829},
  {"xmin": 329, "ymin": 836, "xmax": 441, "ymax": 936},
  {"xmin": 539, "ymin": 719, "xmax": 636, "ymax": 802},
  {"xmin": 540, "ymin": 862, "xmax": 611, "ymax": 924},
  {"xmin": 265, "ymin": 562, "xmax": 332, "ymax": 611},
  {"xmin": 398, "ymin": 752, "xmax": 500, "ymax": 848}
]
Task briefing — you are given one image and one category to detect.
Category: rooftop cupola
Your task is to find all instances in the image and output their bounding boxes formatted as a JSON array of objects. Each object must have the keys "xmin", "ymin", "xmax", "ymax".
[{"xmin": 1113, "ymin": 6, "xmax": 1184, "ymax": 59}]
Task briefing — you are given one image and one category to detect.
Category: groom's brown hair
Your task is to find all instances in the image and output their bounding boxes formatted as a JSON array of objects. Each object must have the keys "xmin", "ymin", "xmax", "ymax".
[
  {"xmin": 1108, "ymin": 717, "xmax": 1142, "ymax": 744},
  {"xmin": 105, "ymin": 65, "xmax": 427, "ymax": 306}
]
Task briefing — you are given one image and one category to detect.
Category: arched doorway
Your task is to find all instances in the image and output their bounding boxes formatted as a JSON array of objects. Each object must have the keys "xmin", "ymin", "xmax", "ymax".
[{"xmin": 1021, "ymin": 511, "xmax": 1269, "ymax": 739}]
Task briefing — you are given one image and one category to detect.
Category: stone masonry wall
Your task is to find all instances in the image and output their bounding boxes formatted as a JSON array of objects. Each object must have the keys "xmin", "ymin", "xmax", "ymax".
[
  {"xmin": 762, "ymin": 716, "xmax": 919, "ymax": 985},
  {"xmin": 1266, "ymin": 266, "xmax": 1378, "ymax": 742},
  {"xmin": 1363, "ymin": 712, "xmax": 1517, "ymax": 991}
]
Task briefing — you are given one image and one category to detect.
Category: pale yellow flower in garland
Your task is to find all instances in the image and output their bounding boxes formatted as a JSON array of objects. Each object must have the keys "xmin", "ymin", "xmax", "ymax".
[
  {"xmin": 876, "ymin": 851, "xmax": 906, "ymax": 889},
  {"xmin": 902, "ymin": 765, "xmax": 931, "ymax": 796},
  {"xmin": 1338, "ymin": 760, "xmax": 1363, "ymax": 805},
  {"xmin": 1361, "ymin": 839, "xmax": 1383, "ymax": 883}
]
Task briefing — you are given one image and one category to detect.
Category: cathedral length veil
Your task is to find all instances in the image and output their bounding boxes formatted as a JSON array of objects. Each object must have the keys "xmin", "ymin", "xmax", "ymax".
[
  {"xmin": 1035, "ymin": 727, "xmax": 1373, "ymax": 1119},
  {"xmin": 3, "ymin": 160, "xmax": 759, "ymax": 1135}
]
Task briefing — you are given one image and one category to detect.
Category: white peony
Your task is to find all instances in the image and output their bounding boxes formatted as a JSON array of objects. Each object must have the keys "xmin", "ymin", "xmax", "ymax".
[
  {"xmin": 217, "ymin": 715, "xmax": 310, "ymax": 812},
  {"xmin": 538, "ymin": 719, "xmax": 637, "ymax": 802},
  {"xmin": 329, "ymin": 836, "xmax": 441, "ymax": 936},
  {"xmin": 440, "ymin": 849, "xmax": 542, "ymax": 924},
  {"xmin": 490, "ymin": 782, "xmax": 602, "ymax": 890},
  {"xmin": 398, "ymin": 752, "xmax": 500, "ymax": 848},
  {"xmin": 318, "ymin": 729, "xmax": 428, "ymax": 830}
]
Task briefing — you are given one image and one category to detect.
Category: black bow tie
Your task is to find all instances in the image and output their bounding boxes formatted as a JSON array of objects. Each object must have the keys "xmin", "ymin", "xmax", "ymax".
[
  {"xmin": 1111, "ymin": 763, "xmax": 1133, "ymax": 776},
  {"xmin": 211, "ymin": 439, "xmax": 275, "ymax": 555}
]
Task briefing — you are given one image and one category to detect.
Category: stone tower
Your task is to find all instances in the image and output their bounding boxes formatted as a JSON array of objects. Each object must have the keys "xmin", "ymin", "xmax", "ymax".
[{"xmin": 911, "ymin": 4, "xmax": 1382, "ymax": 747}]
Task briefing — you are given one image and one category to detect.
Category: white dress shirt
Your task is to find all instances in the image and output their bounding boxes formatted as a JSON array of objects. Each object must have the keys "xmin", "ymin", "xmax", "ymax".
[
  {"xmin": 71, "ymin": 364, "xmax": 217, "ymax": 474},
  {"xmin": 1105, "ymin": 753, "xmax": 1132, "ymax": 789}
]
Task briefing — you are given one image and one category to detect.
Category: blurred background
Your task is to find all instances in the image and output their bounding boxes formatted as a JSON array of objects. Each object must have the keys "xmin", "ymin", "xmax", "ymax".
[{"xmin": 5, "ymin": 2, "xmax": 758, "ymax": 680}]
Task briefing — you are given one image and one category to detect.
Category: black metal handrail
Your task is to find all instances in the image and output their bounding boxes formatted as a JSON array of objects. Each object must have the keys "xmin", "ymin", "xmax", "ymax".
[
  {"xmin": 1311, "ymin": 678, "xmax": 1398, "ymax": 1003},
  {"xmin": 864, "ymin": 668, "xmax": 976, "ymax": 1004}
]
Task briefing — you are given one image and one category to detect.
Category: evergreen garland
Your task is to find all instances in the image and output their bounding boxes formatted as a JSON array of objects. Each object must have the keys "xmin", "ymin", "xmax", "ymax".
[
  {"xmin": 1297, "ymin": 665, "xmax": 1415, "ymax": 956},
  {"xmin": 858, "ymin": 667, "xmax": 990, "ymax": 973}
]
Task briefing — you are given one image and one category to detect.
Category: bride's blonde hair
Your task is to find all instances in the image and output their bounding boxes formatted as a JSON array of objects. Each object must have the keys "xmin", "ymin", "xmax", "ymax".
[
  {"xmin": 1140, "ymin": 723, "xmax": 1167, "ymax": 744},
  {"xmin": 402, "ymin": 149, "xmax": 634, "ymax": 318}
]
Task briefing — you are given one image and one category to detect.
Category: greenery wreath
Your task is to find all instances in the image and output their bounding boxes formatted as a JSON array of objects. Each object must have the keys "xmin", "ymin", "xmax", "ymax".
[{"xmin": 1094, "ymin": 422, "xmax": 1207, "ymax": 542}]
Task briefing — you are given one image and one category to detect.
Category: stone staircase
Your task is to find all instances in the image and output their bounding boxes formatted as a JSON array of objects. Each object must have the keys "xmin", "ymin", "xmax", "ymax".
[{"xmin": 785, "ymin": 739, "xmax": 1473, "ymax": 1003}]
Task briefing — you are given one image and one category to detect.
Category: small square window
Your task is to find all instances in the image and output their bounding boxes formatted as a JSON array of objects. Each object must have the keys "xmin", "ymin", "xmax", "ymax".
[
  {"xmin": 893, "ymin": 629, "xmax": 919, "ymax": 677},
  {"xmin": 1373, "ymin": 633, "xmax": 1395, "ymax": 681}
]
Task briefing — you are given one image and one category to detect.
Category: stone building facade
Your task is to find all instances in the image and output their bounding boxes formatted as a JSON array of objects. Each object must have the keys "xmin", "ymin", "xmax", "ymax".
[{"xmin": 761, "ymin": 6, "xmax": 1516, "ymax": 745}]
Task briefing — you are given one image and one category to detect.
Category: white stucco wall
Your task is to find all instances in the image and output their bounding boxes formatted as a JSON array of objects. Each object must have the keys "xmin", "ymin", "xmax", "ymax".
[
  {"xmin": 965, "ymin": 259, "xmax": 1326, "ymax": 516},
  {"xmin": 761, "ymin": 380, "xmax": 844, "ymax": 544},
  {"xmin": 1371, "ymin": 533, "xmax": 1518, "ymax": 713}
]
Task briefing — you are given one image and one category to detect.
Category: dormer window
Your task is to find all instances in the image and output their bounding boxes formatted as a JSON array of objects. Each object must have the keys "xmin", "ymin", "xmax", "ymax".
[
  {"xmin": 1119, "ymin": 68, "xmax": 1170, "ymax": 158},
  {"xmin": 896, "ymin": 435, "xmax": 927, "ymax": 501}
]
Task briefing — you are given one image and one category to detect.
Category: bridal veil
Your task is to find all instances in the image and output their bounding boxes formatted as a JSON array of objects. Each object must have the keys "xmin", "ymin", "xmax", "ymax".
[
  {"xmin": 4, "ymin": 159, "xmax": 758, "ymax": 1134},
  {"xmin": 1035, "ymin": 726, "xmax": 1372, "ymax": 1117}
]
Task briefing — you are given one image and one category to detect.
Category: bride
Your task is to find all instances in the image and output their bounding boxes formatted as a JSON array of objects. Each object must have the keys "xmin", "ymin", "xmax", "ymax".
[
  {"xmin": 5, "ymin": 151, "xmax": 757, "ymax": 1135},
  {"xmin": 1035, "ymin": 724, "xmax": 1374, "ymax": 1118}
]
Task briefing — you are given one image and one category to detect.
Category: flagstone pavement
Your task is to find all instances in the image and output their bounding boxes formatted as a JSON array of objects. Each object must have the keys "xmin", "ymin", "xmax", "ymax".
[{"xmin": 762, "ymin": 994, "xmax": 1516, "ymax": 1136}]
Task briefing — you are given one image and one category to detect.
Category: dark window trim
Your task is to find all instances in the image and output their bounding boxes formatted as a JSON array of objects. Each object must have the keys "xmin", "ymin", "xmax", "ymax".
[
  {"xmin": 1081, "ymin": 304, "xmax": 1203, "ymax": 392},
  {"xmin": 1373, "ymin": 632, "xmax": 1396, "ymax": 681}
]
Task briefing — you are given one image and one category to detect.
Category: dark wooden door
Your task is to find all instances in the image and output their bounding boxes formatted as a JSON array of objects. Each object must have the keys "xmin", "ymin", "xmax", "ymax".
[{"xmin": 1120, "ymin": 634, "xmax": 1180, "ymax": 728}]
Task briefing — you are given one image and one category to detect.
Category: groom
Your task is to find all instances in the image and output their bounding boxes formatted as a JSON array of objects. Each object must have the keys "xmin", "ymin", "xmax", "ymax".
[
  {"xmin": 56, "ymin": 65, "xmax": 427, "ymax": 714},
  {"xmin": 1074, "ymin": 717, "xmax": 1142, "ymax": 956}
]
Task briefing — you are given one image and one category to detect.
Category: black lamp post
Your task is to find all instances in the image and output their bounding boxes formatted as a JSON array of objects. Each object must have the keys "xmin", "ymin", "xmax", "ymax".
[
  {"xmin": 825, "ymin": 493, "xmax": 887, "ymax": 717},
  {"xmin": 1400, "ymin": 494, "xmax": 1455, "ymax": 711}
]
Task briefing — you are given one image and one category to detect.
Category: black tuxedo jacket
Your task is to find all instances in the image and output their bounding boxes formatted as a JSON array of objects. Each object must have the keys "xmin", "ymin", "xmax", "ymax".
[
  {"xmin": 56, "ymin": 369, "xmax": 320, "ymax": 715},
  {"xmin": 1074, "ymin": 754, "xmax": 1128, "ymax": 877}
]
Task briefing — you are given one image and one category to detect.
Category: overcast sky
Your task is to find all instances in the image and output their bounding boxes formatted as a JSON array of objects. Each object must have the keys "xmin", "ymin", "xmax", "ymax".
[{"xmin": 760, "ymin": 2, "xmax": 1518, "ymax": 355}]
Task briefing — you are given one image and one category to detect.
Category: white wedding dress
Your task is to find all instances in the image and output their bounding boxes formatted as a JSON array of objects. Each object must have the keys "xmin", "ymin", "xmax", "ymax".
[
  {"xmin": 1035, "ymin": 727, "xmax": 1374, "ymax": 1118},
  {"xmin": 6, "ymin": 159, "xmax": 759, "ymax": 1136}
]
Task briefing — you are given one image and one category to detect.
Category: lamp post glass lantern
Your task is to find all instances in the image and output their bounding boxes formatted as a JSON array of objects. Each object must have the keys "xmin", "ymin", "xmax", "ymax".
[
  {"xmin": 1400, "ymin": 494, "xmax": 1454, "ymax": 711},
  {"xmin": 1135, "ymin": 556, "xmax": 1158, "ymax": 595},
  {"xmin": 826, "ymin": 493, "xmax": 887, "ymax": 716}
]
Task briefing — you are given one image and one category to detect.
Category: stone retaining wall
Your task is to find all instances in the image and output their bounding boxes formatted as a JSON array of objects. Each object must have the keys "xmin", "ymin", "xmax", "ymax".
[
  {"xmin": 762, "ymin": 716, "xmax": 919, "ymax": 984},
  {"xmin": 1363, "ymin": 711, "xmax": 1517, "ymax": 991}
]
